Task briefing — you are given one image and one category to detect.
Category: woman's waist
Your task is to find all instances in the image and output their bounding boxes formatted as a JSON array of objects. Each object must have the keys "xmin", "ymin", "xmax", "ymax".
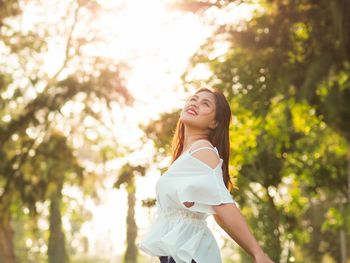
[{"xmin": 158, "ymin": 207, "xmax": 208, "ymax": 221}]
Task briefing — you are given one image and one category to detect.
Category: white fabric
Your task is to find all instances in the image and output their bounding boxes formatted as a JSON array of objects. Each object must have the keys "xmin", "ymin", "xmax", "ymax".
[{"xmin": 138, "ymin": 145, "xmax": 235, "ymax": 263}]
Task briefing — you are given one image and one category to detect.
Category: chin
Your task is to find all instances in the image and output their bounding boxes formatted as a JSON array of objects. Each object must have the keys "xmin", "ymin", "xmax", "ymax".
[
  {"xmin": 179, "ymin": 118, "xmax": 191, "ymax": 126},
  {"xmin": 179, "ymin": 114, "xmax": 189, "ymax": 123}
]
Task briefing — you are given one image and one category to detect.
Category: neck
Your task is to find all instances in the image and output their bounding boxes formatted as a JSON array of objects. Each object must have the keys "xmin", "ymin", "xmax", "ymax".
[{"xmin": 183, "ymin": 125, "xmax": 209, "ymax": 150}]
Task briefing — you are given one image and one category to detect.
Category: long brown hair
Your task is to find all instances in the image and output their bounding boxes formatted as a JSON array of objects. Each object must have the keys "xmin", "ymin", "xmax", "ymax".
[{"xmin": 171, "ymin": 88, "xmax": 233, "ymax": 190}]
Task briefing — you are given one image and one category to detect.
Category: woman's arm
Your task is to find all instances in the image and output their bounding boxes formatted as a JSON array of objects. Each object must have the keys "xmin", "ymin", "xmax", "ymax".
[{"xmin": 213, "ymin": 203, "xmax": 274, "ymax": 263}]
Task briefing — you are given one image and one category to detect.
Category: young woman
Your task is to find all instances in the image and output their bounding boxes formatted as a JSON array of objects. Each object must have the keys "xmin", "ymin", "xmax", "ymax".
[{"xmin": 139, "ymin": 88, "xmax": 273, "ymax": 263}]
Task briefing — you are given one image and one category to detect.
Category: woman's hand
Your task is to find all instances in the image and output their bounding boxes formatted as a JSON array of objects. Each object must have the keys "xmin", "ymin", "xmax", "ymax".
[{"xmin": 253, "ymin": 251, "xmax": 274, "ymax": 263}]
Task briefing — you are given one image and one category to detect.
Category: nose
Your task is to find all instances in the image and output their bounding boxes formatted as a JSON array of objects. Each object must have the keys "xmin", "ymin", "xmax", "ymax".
[{"xmin": 189, "ymin": 100, "xmax": 199, "ymax": 108}]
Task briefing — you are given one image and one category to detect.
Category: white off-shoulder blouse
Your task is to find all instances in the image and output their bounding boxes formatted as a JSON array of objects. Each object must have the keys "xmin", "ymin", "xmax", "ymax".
[{"xmin": 138, "ymin": 144, "xmax": 235, "ymax": 263}]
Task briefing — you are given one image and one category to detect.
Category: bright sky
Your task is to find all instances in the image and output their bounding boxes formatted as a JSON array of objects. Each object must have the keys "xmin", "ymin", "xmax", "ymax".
[{"xmin": 3, "ymin": 0, "xmax": 255, "ymax": 260}]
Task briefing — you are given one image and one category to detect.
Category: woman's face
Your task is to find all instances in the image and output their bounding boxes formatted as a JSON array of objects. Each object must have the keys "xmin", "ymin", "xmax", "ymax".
[{"xmin": 180, "ymin": 91, "xmax": 217, "ymax": 131}]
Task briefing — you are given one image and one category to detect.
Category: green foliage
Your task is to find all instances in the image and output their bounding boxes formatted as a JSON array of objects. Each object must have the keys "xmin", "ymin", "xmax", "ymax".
[
  {"xmin": 139, "ymin": 110, "xmax": 180, "ymax": 157},
  {"xmin": 323, "ymin": 207, "xmax": 344, "ymax": 231}
]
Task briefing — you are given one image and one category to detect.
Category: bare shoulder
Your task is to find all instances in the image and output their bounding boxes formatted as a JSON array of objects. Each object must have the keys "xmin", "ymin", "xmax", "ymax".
[{"xmin": 190, "ymin": 140, "xmax": 221, "ymax": 169}]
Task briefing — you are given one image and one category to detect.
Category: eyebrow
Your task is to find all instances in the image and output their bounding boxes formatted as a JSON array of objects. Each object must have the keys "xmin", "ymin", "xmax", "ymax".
[{"xmin": 192, "ymin": 94, "xmax": 214, "ymax": 105}]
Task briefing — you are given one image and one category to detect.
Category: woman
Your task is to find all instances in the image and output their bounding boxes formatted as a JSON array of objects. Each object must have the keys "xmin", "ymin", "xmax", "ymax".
[{"xmin": 139, "ymin": 88, "xmax": 273, "ymax": 263}]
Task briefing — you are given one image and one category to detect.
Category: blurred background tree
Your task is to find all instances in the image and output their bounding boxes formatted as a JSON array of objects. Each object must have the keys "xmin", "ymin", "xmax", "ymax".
[
  {"xmin": 114, "ymin": 164, "xmax": 146, "ymax": 263},
  {"xmin": 0, "ymin": 0, "xmax": 132, "ymax": 262}
]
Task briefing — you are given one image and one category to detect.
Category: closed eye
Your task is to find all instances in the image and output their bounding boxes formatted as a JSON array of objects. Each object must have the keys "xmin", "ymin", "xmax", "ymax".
[{"xmin": 189, "ymin": 96, "xmax": 212, "ymax": 107}]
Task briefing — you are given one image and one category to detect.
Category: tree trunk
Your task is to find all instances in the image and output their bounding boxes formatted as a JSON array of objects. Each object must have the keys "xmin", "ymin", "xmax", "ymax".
[
  {"xmin": 124, "ymin": 180, "xmax": 138, "ymax": 263},
  {"xmin": 0, "ymin": 214, "xmax": 16, "ymax": 263},
  {"xmin": 48, "ymin": 183, "xmax": 67, "ymax": 263},
  {"xmin": 266, "ymin": 187, "xmax": 282, "ymax": 263},
  {"xmin": 340, "ymin": 145, "xmax": 350, "ymax": 263},
  {"xmin": 340, "ymin": 230, "xmax": 347, "ymax": 263}
]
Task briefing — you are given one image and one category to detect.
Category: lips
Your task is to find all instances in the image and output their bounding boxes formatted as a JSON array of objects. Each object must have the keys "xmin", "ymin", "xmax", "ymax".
[{"xmin": 186, "ymin": 107, "xmax": 197, "ymax": 116}]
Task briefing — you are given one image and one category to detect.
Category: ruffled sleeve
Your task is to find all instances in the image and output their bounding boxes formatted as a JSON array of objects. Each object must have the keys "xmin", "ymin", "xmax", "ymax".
[{"xmin": 176, "ymin": 157, "xmax": 235, "ymax": 215}]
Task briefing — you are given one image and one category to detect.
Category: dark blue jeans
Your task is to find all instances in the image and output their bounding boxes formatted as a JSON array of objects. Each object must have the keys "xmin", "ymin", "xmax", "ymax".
[{"xmin": 159, "ymin": 256, "xmax": 196, "ymax": 263}]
